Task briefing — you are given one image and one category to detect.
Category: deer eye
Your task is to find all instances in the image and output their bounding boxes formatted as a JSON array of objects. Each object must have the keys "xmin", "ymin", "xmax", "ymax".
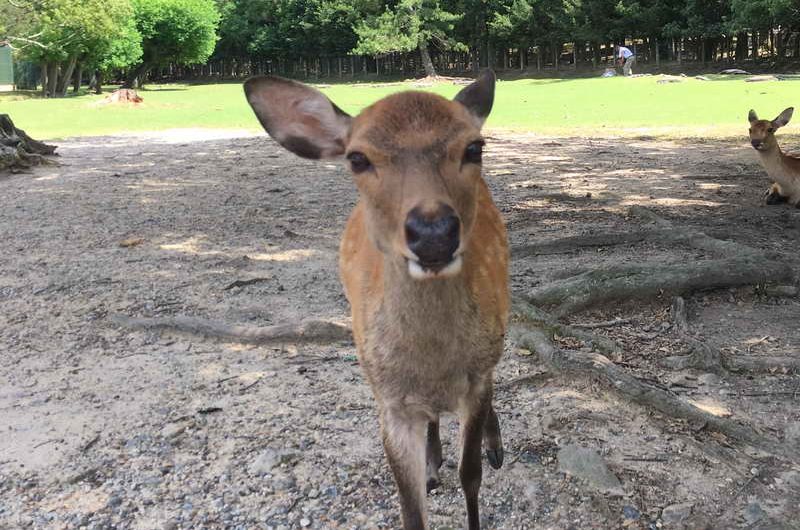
[
  {"xmin": 464, "ymin": 140, "xmax": 484, "ymax": 165},
  {"xmin": 767, "ymin": 127, "xmax": 775, "ymax": 134},
  {"xmin": 347, "ymin": 152, "xmax": 372, "ymax": 174}
]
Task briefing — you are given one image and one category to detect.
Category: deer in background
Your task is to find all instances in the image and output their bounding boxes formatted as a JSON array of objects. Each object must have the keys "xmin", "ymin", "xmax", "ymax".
[
  {"xmin": 244, "ymin": 70, "xmax": 508, "ymax": 530},
  {"xmin": 748, "ymin": 107, "xmax": 800, "ymax": 207}
]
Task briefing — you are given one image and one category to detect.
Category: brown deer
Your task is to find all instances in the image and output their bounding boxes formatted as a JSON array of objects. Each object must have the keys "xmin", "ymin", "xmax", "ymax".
[
  {"xmin": 244, "ymin": 70, "xmax": 508, "ymax": 530},
  {"xmin": 748, "ymin": 107, "xmax": 800, "ymax": 207}
]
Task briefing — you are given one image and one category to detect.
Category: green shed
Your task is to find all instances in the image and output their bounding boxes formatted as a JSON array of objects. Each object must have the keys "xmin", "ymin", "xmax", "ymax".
[{"xmin": 0, "ymin": 44, "xmax": 14, "ymax": 91}]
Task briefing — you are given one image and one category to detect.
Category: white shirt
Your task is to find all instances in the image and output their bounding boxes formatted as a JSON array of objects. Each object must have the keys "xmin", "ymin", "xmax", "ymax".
[{"xmin": 618, "ymin": 46, "xmax": 634, "ymax": 59}]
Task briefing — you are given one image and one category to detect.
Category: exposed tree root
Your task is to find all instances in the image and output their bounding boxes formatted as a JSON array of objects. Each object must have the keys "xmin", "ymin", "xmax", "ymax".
[
  {"xmin": 109, "ymin": 314, "xmax": 352, "ymax": 345},
  {"xmin": 525, "ymin": 208, "xmax": 795, "ymax": 317},
  {"xmin": 662, "ymin": 296, "xmax": 799, "ymax": 374},
  {"xmin": 512, "ymin": 302, "xmax": 621, "ymax": 355},
  {"xmin": 0, "ymin": 114, "xmax": 57, "ymax": 173},
  {"xmin": 108, "ymin": 205, "xmax": 797, "ymax": 461},
  {"xmin": 511, "ymin": 314, "xmax": 799, "ymax": 462},
  {"xmin": 512, "ymin": 229, "xmax": 664, "ymax": 257}
]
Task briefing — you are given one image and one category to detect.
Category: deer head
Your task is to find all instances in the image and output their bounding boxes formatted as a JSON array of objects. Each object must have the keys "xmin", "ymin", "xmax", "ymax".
[
  {"xmin": 748, "ymin": 107, "xmax": 793, "ymax": 151},
  {"xmin": 244, "ymin": 71, "xmax": 495, "ymax": 281}
]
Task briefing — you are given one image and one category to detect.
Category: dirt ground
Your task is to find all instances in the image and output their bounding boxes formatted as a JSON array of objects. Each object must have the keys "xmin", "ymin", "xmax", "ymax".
[{"xmin": 1, "ymin": 129, "xmax": 799, "ymax": 530}]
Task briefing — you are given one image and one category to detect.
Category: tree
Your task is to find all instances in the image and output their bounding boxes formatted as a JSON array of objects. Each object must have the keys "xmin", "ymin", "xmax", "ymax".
[
  {"xmin": 4, "ymin": 0, "xmax": 139, "ymax": 97},
  {"xmin": 124, "ymin": 0, "xmax": 220, "ymax": 87},
  {"xmin": 353, "ymin": 0, "xmax": 466, "ymax": 77}
]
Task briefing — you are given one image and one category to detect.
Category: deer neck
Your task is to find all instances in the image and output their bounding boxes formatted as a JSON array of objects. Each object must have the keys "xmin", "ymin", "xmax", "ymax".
[
  {"xmin": 381, "ymin": 255, "xmax": 472, "ymax": 327},
  {"xmin": 757, "ymin": 141, "xmax": 793, "ymax": 184}
]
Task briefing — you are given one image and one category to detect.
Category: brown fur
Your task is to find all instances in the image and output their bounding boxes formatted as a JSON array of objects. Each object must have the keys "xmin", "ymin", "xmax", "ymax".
[
  {"xmin": 748, "ymin": 107, "xmax": 800, "ymax": 207},
  {"xmin": 245, "ymin": 72, "xmax": 508, "ymax": 529}
]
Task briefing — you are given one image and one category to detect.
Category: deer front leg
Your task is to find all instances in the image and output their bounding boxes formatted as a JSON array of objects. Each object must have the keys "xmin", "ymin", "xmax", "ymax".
[
  {"xmin": 425, "ymin": 418, "xmax": 443, "ymax": 492},
  {"xmin": 459, "ymin": 383, "xmax": 492, "ymax": 530},
  {"xmin": 483, "ymin": 404, "xmax": 504, "ymax": 469},
  {"xmin": 381, "ymin": 408, "xmax": 428, "ymax": 530},
  {"xmin": 764, "ymin": 182, "xmax": 788, "ymax": 205}
]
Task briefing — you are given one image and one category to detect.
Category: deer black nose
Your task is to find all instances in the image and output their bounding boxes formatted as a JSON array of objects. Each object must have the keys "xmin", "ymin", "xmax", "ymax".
[
  {"xmin": 751, "ymin": 139, "xmax": 762, "ymax": 148},
  {"xmin": 405, "ymin": 205, "xmax": 460, "ymax": 269}
]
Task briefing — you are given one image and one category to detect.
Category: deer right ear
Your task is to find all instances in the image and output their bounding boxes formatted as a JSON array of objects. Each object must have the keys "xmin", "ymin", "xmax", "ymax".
[
  {"xmin": 244, "ymin": 76, "xmax": 351, "ymax": 159},
  {"xmin": 748, "ymin": 109, "xmax": 758, "ymax": 123},
  {"xmin": 772, "ymin": 107, "xmax": 794, "ymax": 129},
  {"xmin": 454, "ymin": 69, "xmax": 496, "ymax": 127}
]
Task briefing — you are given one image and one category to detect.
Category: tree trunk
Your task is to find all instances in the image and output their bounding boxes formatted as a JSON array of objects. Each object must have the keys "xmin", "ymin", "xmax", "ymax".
[
  {"xmin": 519, "ymin": 47, "xmax": 525, "ymax": 70},
  {"xmin": 655, "ymin": 37, "xmax": 660, "ymax": 67},
  {"xmin": 419, "ymin": 41, "xmax": 436, "ymax": 77},
  {"xmin": 573, "ymin": 43, "xmax": 578, "ymax": 69},
  {"xmin": 94, "ymin": 70, "xmax": 103, "ymax": 95},
  {"xmin": 735, "ymin": 32, "xmax": 747, "ymax": 62},
  {"xmin": 752, "ymin": 32, "xmax": 759, "ymax": 60},
  {"xmin": 123, "ymin": 63, "xmax": 148, "ymax": 89},
  {"xmin": 46, "ymin": 63, "xmax": 58, "ymax": 98},
  {"xmin": 73, "ymin": 65, "xmax": 83, "ymax": 93},
  {"xmin": 776, "ymin": 29, "xmax": 785, "ymax": 59},
  {"xmin": 0, "ymin": 114, "xmax": 57, "ymax": 172},
  {"xmin": 41, "ymin": 62, "xmax": 49, "ymax": 97},
  {"xmin": 553, "ymin": 42, "xmax": 560, "ymax": 71},
  {"xmin": 678, "ymin": 38, "xmax": 683, "ymax": 65},
  {"xmin": 56, "ymin": 55, "xmax": 77, "ymax": 97}
]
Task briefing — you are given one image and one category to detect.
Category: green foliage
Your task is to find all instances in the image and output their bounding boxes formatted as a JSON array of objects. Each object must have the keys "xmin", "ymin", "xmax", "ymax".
[
  {"xmin": 353, "ymin": 0, "xmax": 467, "ymax": 55},
  {"xmin": 132, "ymin": 0, "xmax": 221, "ymax": 66},
  {"xmin": 11, "ymin": 0, "xmax": 138, "ymax": 64}
]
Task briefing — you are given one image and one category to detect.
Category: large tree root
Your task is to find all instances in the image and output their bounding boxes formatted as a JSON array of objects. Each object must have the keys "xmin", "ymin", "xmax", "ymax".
[
  {"xmin": 108, "ymin": 206, "xmax": 797, "ymax": 461},
  {"xmin": 109, "ymin": 314, "xmax": 352, "ymax": 345},
  {"xmin": 526, "ymin": 208, "xmax": 795, "ymax": 317},
  {"xmin": 0, "ymin": 114, "xmax": 57, "ymax": 173},
  {"xmin": 512, "ymin": 302, "xmax": 621, "ymax": 355},
  {"xmin": 511, "ymin": 315, "xmax": 799, "ymax": 462},
  {"xmin": 662, "ymin": 296, "xmax": 800, "ymax": 374}
]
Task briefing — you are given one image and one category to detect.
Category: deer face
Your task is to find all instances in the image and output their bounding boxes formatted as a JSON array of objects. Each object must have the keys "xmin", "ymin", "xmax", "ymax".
[
  {"xmin": 748, "ymin": 107, "xmax": 793, "ymax": 151},
  {"xmin": 244, "ymin": 71, "xmax": 495, "ymax": 281}
]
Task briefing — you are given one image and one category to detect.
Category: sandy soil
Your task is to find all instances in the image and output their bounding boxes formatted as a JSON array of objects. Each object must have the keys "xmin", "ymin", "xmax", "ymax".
[{"xmin": 1, "ymin": 129, "xmax": 798, "ymax": 530}]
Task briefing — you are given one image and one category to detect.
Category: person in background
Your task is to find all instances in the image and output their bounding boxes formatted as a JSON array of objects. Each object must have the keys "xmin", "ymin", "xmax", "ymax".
[{"xmin": 616, "ymin": 45, "xmax": 635, "ymax": 76}]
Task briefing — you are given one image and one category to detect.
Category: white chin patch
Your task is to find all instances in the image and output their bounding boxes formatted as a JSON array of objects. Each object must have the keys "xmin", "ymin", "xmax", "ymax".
[{"xmin": 407, "ymin": 256, "xmax": 463, "ymax": 280}]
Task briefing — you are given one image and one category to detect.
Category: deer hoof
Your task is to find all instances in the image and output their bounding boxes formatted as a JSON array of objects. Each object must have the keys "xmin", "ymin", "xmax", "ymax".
[
  {"xmin": 426, "ymin": 476, "xmax": 441, "ymax": 492},
  {"xmin": 486, "ymin": 448, "xmax": 504, "ymax": 469}
]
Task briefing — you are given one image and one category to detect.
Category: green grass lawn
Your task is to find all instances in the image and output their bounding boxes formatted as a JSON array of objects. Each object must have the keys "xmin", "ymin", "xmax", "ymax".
[{"xmin": 2, "ymin": 75, "xmax": 799, "ymax": 140}]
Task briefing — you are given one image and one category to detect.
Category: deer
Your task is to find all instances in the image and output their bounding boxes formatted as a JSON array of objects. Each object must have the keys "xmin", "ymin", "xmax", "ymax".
[
  {"xmin": 748, "ymin": 107, "xmax": 800, "ymax": 208},
  {"xmin": 243, "ymin": 70, "xmax": 508, "ymax": 530}
]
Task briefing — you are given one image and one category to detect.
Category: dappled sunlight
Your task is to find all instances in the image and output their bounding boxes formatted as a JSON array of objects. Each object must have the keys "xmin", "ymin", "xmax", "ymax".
[
  {"xmin": 159, "ymin": 236, "xmax": 223, "ymax": 256},
  {"xmin": 620, "ymin": 196, "xmax": 726, "ymax": 208},
  {"xmin": 126, "ymin": 178, "xmax": 214, "ymax": 192},
  {"xmin": 248, "ymin": 248, "xmax": 320, "ymax": 262},
  {"xmin": 687, "ymin": 398, "xmax": 732, "ymax": 417},
  {"xmin": 197, "ymin": 362, "xmax": 228, "ymax": 380},
  {"xmin": 42, "ymin": 488, "xmax": 109, "ymax": 515},
  {"xmin": 34, "ymin": 173, "xmax": 60, "ymax": 181}
]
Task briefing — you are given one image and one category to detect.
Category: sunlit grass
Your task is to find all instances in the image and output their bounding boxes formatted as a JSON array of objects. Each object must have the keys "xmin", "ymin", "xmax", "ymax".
[{"xmin": 2, "ymin": 74, "xmax": 799, "ymax": 140}]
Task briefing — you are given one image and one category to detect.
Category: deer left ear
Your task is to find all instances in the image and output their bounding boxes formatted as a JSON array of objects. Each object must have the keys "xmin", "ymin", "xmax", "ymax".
[
  {"xmin": 454, "ymin": 69, "xmax": 495, "ymax": 128},
  {"xmin": 244, "ymin": 75, "xmax": 351, "ymax": 159},
  {"xmin": 748, "ymin": 109, "xmax": 758, "ymax": 124},
  {"xmin": 772, "ymin": 107, "xmax": 794, "ymax": 129}
]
